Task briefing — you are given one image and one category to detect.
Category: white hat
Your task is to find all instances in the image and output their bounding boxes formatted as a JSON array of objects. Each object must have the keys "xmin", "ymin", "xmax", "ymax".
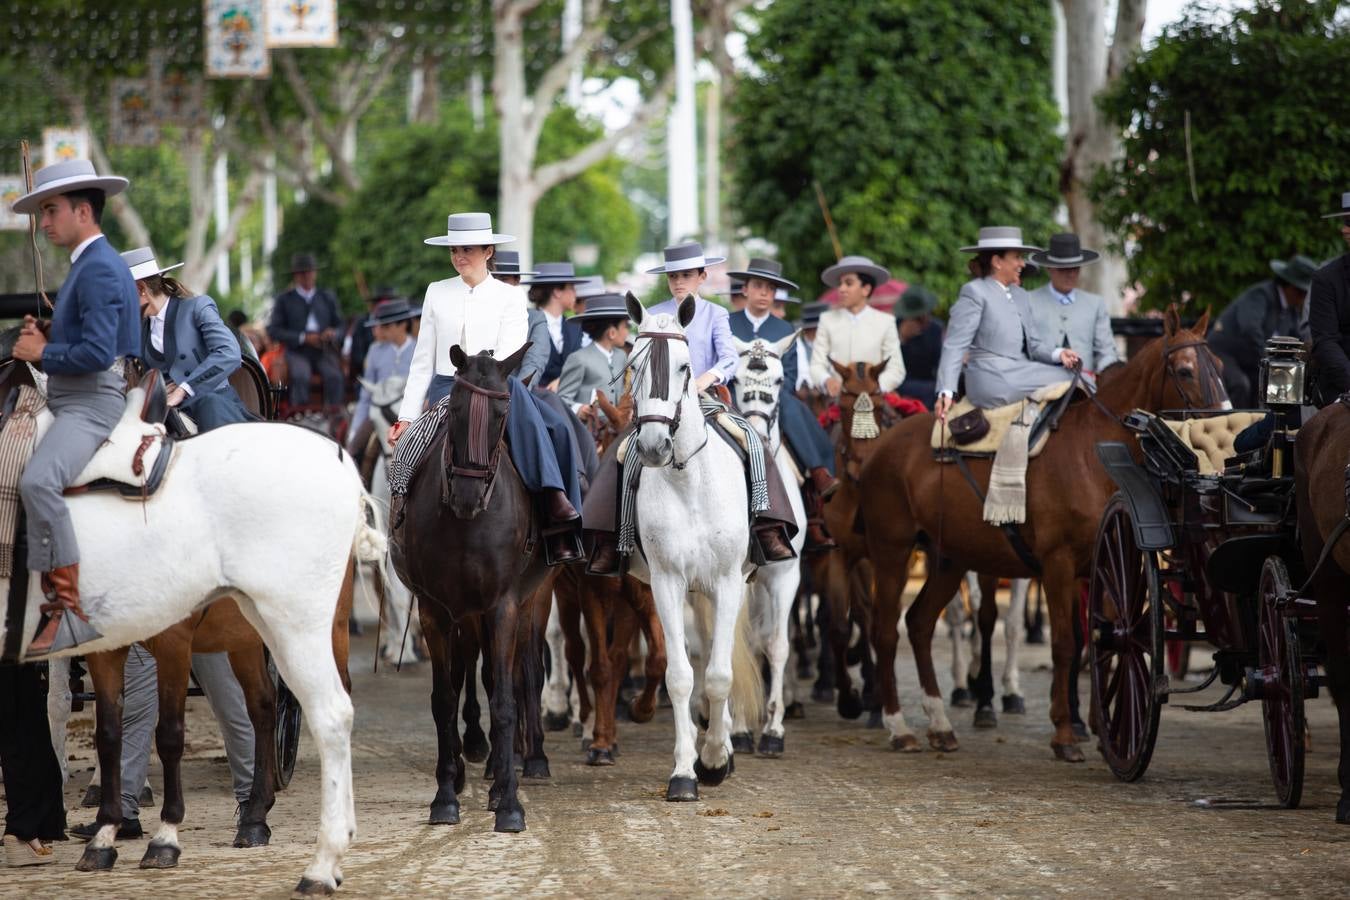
[
  {"xmin": 959, "ymin": 226, "xmax": 1041, "ymax": 254},
  {"xmin": 11, "ymin": 159, "xmax": 128, "ymax": 215},
  {"xmin": 424, "ymin": 212, "xmax": 515, "ymax": 247},
  {"xmin": 821, "ymin": 254, "xmax": 890, "ymax": 288},
  {"xmin": 120, "ymin": 246, "xmax": 184, "ymax": 281}
]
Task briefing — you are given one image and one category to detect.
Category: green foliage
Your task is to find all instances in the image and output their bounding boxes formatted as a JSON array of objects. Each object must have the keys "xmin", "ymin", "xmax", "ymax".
[
  {"xmin": 730, "ymin": 0, "xmax": 1061, "ymax": 308},
  {"xmin": 1094, "ymin": 2, "xmax": 1350, "ymax": 310}
]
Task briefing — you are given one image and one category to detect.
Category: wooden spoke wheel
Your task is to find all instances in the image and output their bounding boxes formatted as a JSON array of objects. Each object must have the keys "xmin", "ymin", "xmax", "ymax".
[
  {"xmin": 1088, "ymin": 494, "xmax": 1165, "ymax": 782},
  {"xmin": 268, "ymin": 651, "xmax": 304, "ymax": 791},
  {"xmin": 1258, "ymin": 557, "xmax": 1305, "ymax": 809}
]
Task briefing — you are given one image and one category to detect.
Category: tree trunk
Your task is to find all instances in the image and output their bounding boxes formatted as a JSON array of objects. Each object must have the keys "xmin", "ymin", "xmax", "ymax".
[{"xmin": 493, "ymin": 2, "xmax": 540, "ymax": 266}]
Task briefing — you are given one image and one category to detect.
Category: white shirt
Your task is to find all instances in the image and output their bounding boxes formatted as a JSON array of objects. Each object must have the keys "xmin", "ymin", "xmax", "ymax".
[
  {"xmin": 544, "ymin": 310, "xmax": 564, "ymax": 353},
  {"xmin": 398, "ymin": 274, "xmax": 529, "ymax": 422},
  {"xmin": 147, "ymin": 299, "xmax": 195, "ymax": 395},
  {"xmin": 70, "ymin": 233, "xmax": 104, "ymax": 263},
  {"xmin": 296, "ymin": 285, "xmax": 321, "ymax": 335},
  {"xmin": 744, "ymin": 309, "xmax": 772, "ymax": 332}
]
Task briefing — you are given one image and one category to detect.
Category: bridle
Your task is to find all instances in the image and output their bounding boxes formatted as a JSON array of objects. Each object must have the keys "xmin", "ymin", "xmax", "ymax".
[
  {"xmin": 626, "ymin": 330, "xmax": 708, "ymax": 469},
  {"xmin": 1161, "ymin": 336, "xmax": 1224, "ymax": 410},
  {"xmin": 445, "ymin": 376, "xmax": 511, "ymax": 485},
  {"xmin": 736, "ymin": 342, "xmax": 784, "ymax": 437},
  {"xmin": 836, "ymin": 362, "xmax": 896, "ymax": 476}
]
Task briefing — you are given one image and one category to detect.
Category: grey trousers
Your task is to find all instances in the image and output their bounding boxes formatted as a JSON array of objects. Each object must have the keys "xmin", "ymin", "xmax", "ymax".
[
  {"xmin": 113, "ymin": 646, "xmax": 256, "ymax": 819},
  {"xmin": 21, "ymin": 370, "xmax": 124, "ymax": 570}
]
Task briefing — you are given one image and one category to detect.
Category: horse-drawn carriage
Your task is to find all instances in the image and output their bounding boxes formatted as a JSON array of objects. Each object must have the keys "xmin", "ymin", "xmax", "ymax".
[{"xmin": 1089, "ymin": 337, "xmax": 1323, "ymax": 806}]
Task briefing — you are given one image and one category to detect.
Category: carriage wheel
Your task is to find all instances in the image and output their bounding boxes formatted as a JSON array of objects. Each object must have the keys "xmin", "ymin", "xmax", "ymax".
[
  {"xmin": 268, "ymin": 652, "xmax": 304, "ymax": 791},
  {"xmin": 1258, "ymin": 557, "xmax": 1305, "ymax": 809},
  {"xmin": 1088, "ymin": 494, "xmax": 1165, "ymax": 783}
]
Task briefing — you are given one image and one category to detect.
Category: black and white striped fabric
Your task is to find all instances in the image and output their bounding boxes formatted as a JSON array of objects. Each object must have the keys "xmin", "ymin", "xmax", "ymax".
[{"xmin": 386, "ymin": 397, "xmax": 451, "ymax": 497}]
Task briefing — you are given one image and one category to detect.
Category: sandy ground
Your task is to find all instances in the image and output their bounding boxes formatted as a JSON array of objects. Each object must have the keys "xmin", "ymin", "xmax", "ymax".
[{"xmin": 11, "ymin": 603, "xmax": 1350, "ymax": 899}]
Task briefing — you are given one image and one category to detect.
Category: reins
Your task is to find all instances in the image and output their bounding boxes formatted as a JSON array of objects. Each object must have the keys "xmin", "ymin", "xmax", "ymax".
[{"xmin": 625, "ymin": 330, "xmax": 709, "ymax": 469}]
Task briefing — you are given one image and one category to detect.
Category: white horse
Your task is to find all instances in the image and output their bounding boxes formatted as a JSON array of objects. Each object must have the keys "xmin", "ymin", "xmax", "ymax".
[
  {"xmin": 4, "ymin": 377, "xmax": 380, "ymax": 898},
  {"xmin": 622, "ymin": 294, "xmax": 762, "ymax": 801},
  {"xmin": 730, "ymin": 332, "xmax": 807, "ymax": 756},
  {"xmin": 944, "ymin": 573, "xmax": 1027, "ymax": 716}
]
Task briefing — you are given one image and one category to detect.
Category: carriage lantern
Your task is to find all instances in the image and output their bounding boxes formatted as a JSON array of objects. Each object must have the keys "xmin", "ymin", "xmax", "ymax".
[{"xmin": 1258, "ymin": 337, "xmax": 1307, "ymax": 410}]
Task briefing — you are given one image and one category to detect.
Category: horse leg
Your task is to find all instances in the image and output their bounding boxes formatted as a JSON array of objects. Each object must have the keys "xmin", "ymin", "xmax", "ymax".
[
  {"xmin": 730, "ymin": 587, "xmax": 761, "ymax": 755},
  {"xmin": 46, "ymin": 655, "xmax": 72, "ymax": 788},
  {"xmin": 758, "ymin": 566, "xmax": 796, "ymax": 757},
  {"xmin": 972, "ymin": 575, "xmax": 999, "ymax": 729},
  {"xmin": 487, "ymin": 597, "xmax": 525, "ymax": 833},
  {"xmin": 458, "ymin": 623, "xmax": 489, "ymax": 764},
  {"xmin": 812, "ymin": 575, "xmax": 836, "ymax": 702},
  {"xmin": 1003, "ymin": 578, "xmax": 1028, "ymax": 713},
  {"xmin": 519, "ymin": 585, "xmax": 552, "ymax": 780},
  {"xmin": 560, "ymin": 580, "xmax": 593, "ymax": 742},
  {"xmin": 424, "ymin": 606, "xmax": 463, "ymax": 825},
  {"xmin": 1044, "ymin": 554, "xmax": 1087, "ymax": 761},
  {"xmin": 228, "ymin": 646, "xmax": 277, "ymax": 848},
  {"xmin": 582, "ymin": 584, "xmax": 617, "ymax": 765},
  {"xmin": 78, "ymin": 647, "xmax": 131, "ymax": 871},
  {"xmin": 139, "ymin": 638, "xmax": 192, "ymax": 869},
  {"xmin": 852, "ymin": 561, "xmax": 881, "ymax": 727},
  {"xmin": 542, "ymin": 593, "xmax": 572, "ymax": 731},
  {"xmin": 905, "ymin": 566, "xmax": 966, "ymax": 752},
  {"xmin": 871, "ymin": 547, "xmax": 921, "ymax": 752},
  {"xmin": 1316, "ymin": 593, "xmax": 1350, "ymax": 823},
  {"xmin": 627, "ymin": 579, "xmax": 666, "ymax": 724},
  {"xmin": 945, "ymin": 584, "xmax": 972, "ymax": 707},
  {"xmin": 650, "ymin": 577, "xmax": 699, "ymax": 800},
  {"xmin": 695, "ymin": 582, "xmax": 743, "ymax": 785},
  {"xmin": 825, "ymin": 554, "xmax": 861, "ymax": 719}
]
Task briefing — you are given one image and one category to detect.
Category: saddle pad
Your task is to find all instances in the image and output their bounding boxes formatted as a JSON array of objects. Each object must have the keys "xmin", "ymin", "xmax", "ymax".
[
  {"xmin": 930, "ymin": 380, "xmax": 1074, "ymax": 457},
  {"xmin": 69, "ymin": 386, "xmax": 170, "ymax": 491},
  {"xmin": 1163, "ymin": 412, "xmax": 1264, "ymax": 475},
  {"xmin": 615, "ymin": 412, "xmax": 751, "ymax": 465}
]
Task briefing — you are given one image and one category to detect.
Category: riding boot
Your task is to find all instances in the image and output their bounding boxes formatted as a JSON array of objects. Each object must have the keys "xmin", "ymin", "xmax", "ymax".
[
  {"xmin": 754, "ymin": 523, "xmax": 797, "ymax": 562},
  {"xmin": 800, "ymin": 481, "xmax": 838, "ymax": 553},
  {"xmin": 28, "ymin": 564, "xmax": 95, "ymax": 656},
  {"xmin": 586, "ymin": 532, "xmax": 622, "ymax": 577},
  {"xmin": 810, "ymin": 466, "xmax": 841, "ymax": 501},
  {"xmin": 546, "ymin": 489, "xmax": 580, "ymax": 523}
]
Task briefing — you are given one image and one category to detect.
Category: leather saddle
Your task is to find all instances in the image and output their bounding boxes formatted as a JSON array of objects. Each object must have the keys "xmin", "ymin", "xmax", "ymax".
[
  {"xmin": 931, "ymin": 380, "xmax": 1081, "ymax": 460},
  {"xmin": 64, "ymin": 370, "xmax": 175, "ymax": 499}
]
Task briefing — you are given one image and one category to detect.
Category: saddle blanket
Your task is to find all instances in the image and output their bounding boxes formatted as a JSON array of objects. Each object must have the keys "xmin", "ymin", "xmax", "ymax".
[
  {"xmin": 68, "ymin": 385, "xmax": 172, "ymax": 493},
  {"xmin": 930, "ymin": 379, "xmax": 1074, "ymax": 458}
]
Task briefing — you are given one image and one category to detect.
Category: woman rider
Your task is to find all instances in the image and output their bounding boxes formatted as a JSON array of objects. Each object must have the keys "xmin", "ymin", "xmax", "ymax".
[
  {"xmin": 934, "ymin": 226, "xmax": 1080, "ymax": 420},
  {"xmin": 123, "ymin": 247, "xmax": 251, "ymax": 430}
]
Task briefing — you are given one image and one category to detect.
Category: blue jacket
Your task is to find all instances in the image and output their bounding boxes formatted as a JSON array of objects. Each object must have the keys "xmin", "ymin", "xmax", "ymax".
[
  {"xmin": 44, "ymin": 235, "xmax": 140, "ymax": 374},
  {"xmin": 728, "ymin": 309, "xmax": 797, "ymax": 391},
  {"xmin": 140, "ymin": 294, "xmax": 241, "ymax": 396}
]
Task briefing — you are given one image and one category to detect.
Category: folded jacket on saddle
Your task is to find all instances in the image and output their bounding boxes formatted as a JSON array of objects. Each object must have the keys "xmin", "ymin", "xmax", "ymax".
[
  {"xmin": 616, "ymin": 410, "xmax": 752, "ymax": 465},
  {"xmin": 930, "ymin": 380, "xmax": 1074, "ymax": 458}
]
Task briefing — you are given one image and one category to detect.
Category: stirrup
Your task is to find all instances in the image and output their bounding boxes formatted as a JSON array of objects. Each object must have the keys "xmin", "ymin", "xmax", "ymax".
[{"xmin": 26, "ymin": 611, "xmax": 102, "ymax": 660}]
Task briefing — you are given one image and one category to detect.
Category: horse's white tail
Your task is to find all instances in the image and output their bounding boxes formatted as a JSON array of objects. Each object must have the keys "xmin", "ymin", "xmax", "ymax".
[
  {"xmin": 693, "ymin": 589, "xmax": 765, "ymax": 730},
  {"xmin": 354, "ymin": 492, "xmax": 389, "ymax": 563}
]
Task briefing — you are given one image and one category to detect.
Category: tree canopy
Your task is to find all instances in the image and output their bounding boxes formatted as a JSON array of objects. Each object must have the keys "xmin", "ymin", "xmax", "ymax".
[
  {"xmin": 730, "ymin": 0, "xmax": 1062, "ymax": 308},
  {"xmin": 1094, "ymin": 1, "xmax": 1350, "ymax": 310}
]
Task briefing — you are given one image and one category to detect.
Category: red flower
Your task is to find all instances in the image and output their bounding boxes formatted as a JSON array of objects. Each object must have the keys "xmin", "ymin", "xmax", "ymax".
[
  {"xmin": 818, "ymin": 404, "xmax": 842, "ymax": 428},
  {"xmin": 885, "ymin": 392, "xmax": 927, "ymax": 416}
]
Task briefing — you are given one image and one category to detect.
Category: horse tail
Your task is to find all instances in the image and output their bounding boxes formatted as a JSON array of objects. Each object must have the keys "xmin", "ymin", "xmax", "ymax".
[
  {"xmin": 353, "ymin": 491, "xmax": 389, "ymax": 564},
  {"xmin": 731, "ymin": 589, "xmax": 765, "ymax": 730}
]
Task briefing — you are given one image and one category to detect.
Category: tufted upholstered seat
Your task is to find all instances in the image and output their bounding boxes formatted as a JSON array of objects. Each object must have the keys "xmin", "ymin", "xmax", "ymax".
[{"xmin": 1162, "ymin": 412, "xmax": 1266, "ymax": 474}]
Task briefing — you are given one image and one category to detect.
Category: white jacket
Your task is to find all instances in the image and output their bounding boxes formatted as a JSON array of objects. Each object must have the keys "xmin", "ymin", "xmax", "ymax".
[
  {"xmin": 808, "ymin": 305, "xmax": 905, "ymax": 393},
  {"xmin": 398, "ymin": 274, "xmax": 529, "ymax": 422}
]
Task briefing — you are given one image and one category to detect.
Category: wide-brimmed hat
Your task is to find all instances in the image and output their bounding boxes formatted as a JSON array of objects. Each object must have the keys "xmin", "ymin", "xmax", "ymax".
[
  {"xmin": 1029, "ymin": 233, "xmax": 1099, "ymax": 268},
  {"xmin": 572, "ymin": 292, "xmax": 630, "ymax": 321},
  {"xmin": 894, "ymin": 285, "xmax": 938, "ymax": 320},
  {"xmin": 120, "ymin": 246, "xmax": 184, "ymax": 281},
  {"xmin": 367, "ymin": 297, "xmax": 421, "ymax": 326},
  {"xmin": 800, "ymin": 301, "xmax": 828, "ymax": 327},
  {"xmin": 646, "ymin": 241, "xmax": 725, "ymax": 275},
  {"xmin": 1270, "ymin": 254, "xmax": 1319, "ymax": 292},
  {"xmin": 773, "ymin": 288, "xmax": 801, "ymax": 305},
  {"xmin": 960, "ymin": 226, "xmax": 1040, "ymax": 255},
  {"xmin": 717, "ymin": 279, "xmax": 746, "ymax": 297},
  {"xmin": 492, "ymin": 250, "xmax": 537, "ymax": 278},
  {"xmin": 575, "ymin": 276, "xmax": 607, "ymax": 300},
  {"xmin": 290, "ymin": 252, "xmax": 322, "ymax": 273},
  {"xmin": 1322, "ymin": 192, "xmax": 1350, "ymax": 220},
  {"xmin": 821, "ymin": 254, "xmax": 890, "ymax": 288},
  {"xmin": 728, "ymin": 257, "xmax": 798, "ymax": 291},
  {"xmin": 11, "ymin": 159, "xmax": 128, "ymax": 215},
  {"xmin": 521, "ymin": 262, "xmax": 588, "ymax": 285},
  {"xmin": 424, "ymin": 212, "xmax": 514, "ymax": 247}
]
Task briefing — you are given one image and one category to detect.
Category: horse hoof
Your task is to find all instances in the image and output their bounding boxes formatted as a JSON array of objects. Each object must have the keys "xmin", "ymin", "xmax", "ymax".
[
  {"xmin": 1002, "ymin": 694, "xmax": 1026, "ymax": 715},
  {"xmin": 139, "ymin": 784, "xmax": 155, "ymax": 808},
  {"xmin": 543, "ymin": 711, "xmax": 571, "ymax": 732},
  {"xmin": 784, "ymin": 701, "xmax": 806, "ymax": 720},
  {"xmin": 928, "ymin": 731, "xmax": 960, "ymax": 753},
  {"xmin": 731, "ymin": 732, "xmax": 754, "ymax": 754},
  {"xmin": 429, "ymin": 801, "xmax": 460, "ymax": 826},
  {"xmin": 666, "ymin": 776, "xmax": 699, "ymax": 802},
  {"xmin": 694, "ymin": 755, "xmax": 732, "ymax": 787},
  {"xmin": 138, "ymin": 840, "xmax": 181, "ymax": 869},
  {"xmin": 973, "ymin": 706, "xmax": 998, "ymax": 729},
  {"xmin": 837, "ymin": 691, "xmax": 864, "ymax": 720},
  {"xmin": 757, "ymin": 734, "xmax": 784, "ymax": 758},
  {"xmin": 1072, "ymin": 720, "xmax": 1089, "ymax": 741},
  {"xmin": 75, "ymin": 845, "xmax": 117, "ymax": 872},
  {"xmin": 522, "ymin": 758, "xmax": 550, "ymax": 779},
  {"xmin": 463, "ymin": 735, "xmax": 489, "ymax": 764},
  {"xmin": 585, "ymin": 747, "xmax": 616, "ymax": 766},
  {"xmin": 493, "ymin": 807, "xmax": 526, "ymax": 834},
  {"xmin": 1052, "ymin": 742, "xmax": 1086, "ymax": 763},
  {"xmin": 890, "ymin": 734, "xmax": 922, "ymax": 752},
  {"xmin": 811, "ymin": 685, "xmax": 834, "ymax": 704},
  {"xmin": 628, "ymin": 697, "xmax": 656, "ymax": 724},
  {"xmin": 232, "ymin": 821, "xmax": 272, "ymax": 848},
  {"xmin": 950, "ymin": 687, "xmax": 974, "ymax": 708},
  {"xmin": 81, "ymin": 784, "xmax": 102, "ymax": 808},
  {"xmin": 292, "ymin": 876, "xmax": 337, "ymax": 898}
]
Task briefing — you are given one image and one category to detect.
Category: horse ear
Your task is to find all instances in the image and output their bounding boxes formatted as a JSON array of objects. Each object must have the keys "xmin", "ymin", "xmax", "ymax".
[
  {"xmin": 625, "ymin": 292, "xmax": 645, "ymax": 329},
  {"xmin": 450, "ymin": 344, "xmax": 468, "ymax": 370},
  {"xmin": 677, "ymin": 294, "xmax": 697, "ymax": 329},
  {"xmin": 869, "ymin": 358, "xmax": 889, "ymax": 383},
  {"xmin": 498, "ymin": 341, "xmax": 531, "ymax": 378},
  {"xmin": 1192, "ymin": 307, "xmax": 1211, "ymax": 335},
  {"xmin": 1163, "ymin": 305, "xmax": 1181, "ymax": 337},
  {"xmin": 732, "ymin": 335, "xmax": 753, "ymax": 356},
  {"xmin": 830, "ymin": 356, "xmax": 851, "ymax": 379},
  {"xmin": 772, "ymin": 330, "xmax": 800, "ymax": 358}
]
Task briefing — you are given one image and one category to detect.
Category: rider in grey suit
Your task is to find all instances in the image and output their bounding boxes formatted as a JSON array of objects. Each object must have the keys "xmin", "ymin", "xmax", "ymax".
[
  {"xmin": 1025, "ymin": 233, "xmax": 1119, "ymax": 374},
  {"xmin": 935, "ymin": 227, "xmax": 1079, "ymax": 414},
  {"xmin": 556, "ymin": 292, "xmax": 630, "ymax": 417}
]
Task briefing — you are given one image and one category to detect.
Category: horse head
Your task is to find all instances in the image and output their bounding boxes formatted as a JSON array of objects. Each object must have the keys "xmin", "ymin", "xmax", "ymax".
[
  {"xmin": 1099, "ymin": 305, "xmax": 1228, "ymax": 415},
  {"xmin": 830, "ymin": 357, "xmax": 896, "ymax": 479},
  {"xmin": 625, "ymin": 292, "xmax": 699, "ymax": 468},
  {"xmin": 443, "ymin": 342, "xmax": 528, "ymax": 519},
  {"xmin": 732, "ymin": 330, "xmax": 798, "ymax": 445},
  {"xmin": 590, "ymin": 385, "xmax": 633, "ymax": 456}
]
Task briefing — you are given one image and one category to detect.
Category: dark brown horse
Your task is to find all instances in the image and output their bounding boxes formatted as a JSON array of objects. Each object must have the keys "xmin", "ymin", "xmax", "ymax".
[
  {"xmin": 860, "ymin": 308, "xmax": 1222, "ymax": 759},
  {"xmin": 391, "ymin": 345, "xmax": 550, "ymax": 832},
  {"xmin": 1293, "ymin": 401, "xmax": 1350, "ymax": 824}
]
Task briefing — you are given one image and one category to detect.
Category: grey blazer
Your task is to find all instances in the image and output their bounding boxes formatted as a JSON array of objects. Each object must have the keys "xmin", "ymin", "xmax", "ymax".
[
  {"xmin": 520, "ymin": 307, "xmax": 552, "ymax": 386},
  {"xmin": 140, "ymin": 294, "xmax": 241, "ymax": 395},
  {"xmin": 557, "ymin": 342, "xmax": 627, "ymax": 412},
  {"xmin": 1026, "ymin": 285, "xmax": 1118, "ymax": 372},
  {"xmin": 936, "ymin": 277, "xmax": 1072, "ymax": 408}
]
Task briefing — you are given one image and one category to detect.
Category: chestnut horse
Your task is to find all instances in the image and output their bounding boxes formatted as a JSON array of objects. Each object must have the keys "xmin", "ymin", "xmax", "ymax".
[
  {"xmin": 860, "ymin": 308, "xmax": 1223, "ymax": 759},
  {"xmin": 1293, "ymin": 400, "xmax": 1350, "ymax": 824}
]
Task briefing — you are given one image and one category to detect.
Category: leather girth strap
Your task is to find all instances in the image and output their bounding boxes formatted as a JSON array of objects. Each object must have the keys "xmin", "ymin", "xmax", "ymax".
[{"xmin": 948, "ymin": 452, "xmax": 1042, "ymax": 576}]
